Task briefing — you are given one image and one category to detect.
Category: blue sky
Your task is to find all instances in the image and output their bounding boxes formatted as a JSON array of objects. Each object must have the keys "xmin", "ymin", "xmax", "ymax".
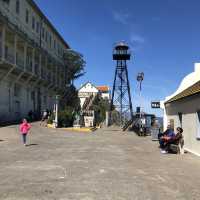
[{"xmin": 35, "ymin": 0, "xmax": 200, "ymax": 116}]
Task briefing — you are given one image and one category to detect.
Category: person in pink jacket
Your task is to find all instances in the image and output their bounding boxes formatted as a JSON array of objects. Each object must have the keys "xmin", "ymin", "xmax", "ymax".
[{"xmin": 19, "ymin": 119, "xmax": 31, "ymax": 146}]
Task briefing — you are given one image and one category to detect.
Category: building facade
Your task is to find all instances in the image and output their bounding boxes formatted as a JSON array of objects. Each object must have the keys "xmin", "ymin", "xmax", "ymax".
[
  {"xmin": 96, "ymin": 86, "xmax": 110, "ymax": 99},
  {"xmin": 0, "ymin": 0, "xmax": 70, "ymax": 122},
  {"xmin": 162, "ymin": 63, "xmax": 200, "ymax": 156},
  {"xmin": 78, "ymin": 82, "xmax": 110, "ymax": 108},
  {"xmin": 78, "ymin": 82, "xmax": 99, "ymax": 109}
]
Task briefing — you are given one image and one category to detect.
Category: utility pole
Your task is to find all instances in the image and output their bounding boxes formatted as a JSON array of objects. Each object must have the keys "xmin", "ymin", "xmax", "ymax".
[{"xmin": 137, "ymin": 72, "xmax": 144, "ymax": 134}]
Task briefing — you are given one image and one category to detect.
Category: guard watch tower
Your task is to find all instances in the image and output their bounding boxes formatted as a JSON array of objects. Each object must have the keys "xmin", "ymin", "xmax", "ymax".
[{"xmin": 110, "ymin": 42, "xmax": 133, "ymax": 127}]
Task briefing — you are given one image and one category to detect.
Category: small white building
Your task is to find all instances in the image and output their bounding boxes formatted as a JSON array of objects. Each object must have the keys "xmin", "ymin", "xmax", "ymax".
[
  {"xmin": 78, "ymin": 82, "xmax": 110, "ymax": 127},
  {"xmin": 78, "ymin": 82, "xmax": 99, "ymax": 108},
  {"xmin": 162, "ymin": 63, "xmax": 200, "ymax": 156},
  {"xmin": 78, "ymin": 82, "xmax": 110, "ymax": 108}
]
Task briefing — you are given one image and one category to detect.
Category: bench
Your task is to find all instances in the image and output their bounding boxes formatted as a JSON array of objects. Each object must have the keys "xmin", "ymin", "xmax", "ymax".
[{"xmin": 169, "ymin": 138, "xmax": 184, "ymax": 154}]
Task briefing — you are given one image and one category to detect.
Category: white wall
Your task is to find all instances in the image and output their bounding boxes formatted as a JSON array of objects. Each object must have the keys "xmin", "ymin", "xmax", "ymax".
[
  {"xmin": 165, "ymin": 94, "xmax": 200, "ymax": 156},
  {"xmin": 79, "ymin": 82, "xmax": 99, "ymax": 93},
  {"xmin": 78, "ymin": 83, "xmax": 98, "ymax": 108},
  {"xmin": 0, "ymin": 77, "xmax": 55, "ymax": 122},
  {"xmin": 101, "ymin": 92, "xmax": 110, "ymax": 100}
]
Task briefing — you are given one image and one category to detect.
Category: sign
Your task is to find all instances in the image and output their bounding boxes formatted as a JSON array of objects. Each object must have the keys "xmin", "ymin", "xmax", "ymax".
[{"xmin": 151, "ymin": 101, "xmax": 160, "ymax": 108}]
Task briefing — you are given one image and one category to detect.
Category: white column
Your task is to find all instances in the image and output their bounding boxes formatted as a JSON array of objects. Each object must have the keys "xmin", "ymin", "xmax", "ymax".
[
  {"xmin": 1, "ymin": 25, "xmax": 5, "ymax": 61},
  {"xmin": 24, "ymin": 43, "xmax": 27, "ymax": 71},
  {"xmin": 53, "ymin": 95, "xmax": 59, "ymax": 128},
  {"xmin": 14, "ymin": 34, "xmax": 17, "ymax": 66}
]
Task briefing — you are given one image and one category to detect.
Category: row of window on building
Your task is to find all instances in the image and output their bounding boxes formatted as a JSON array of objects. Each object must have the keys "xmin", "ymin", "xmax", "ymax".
[
  {"xmin": 2, "ymin": 0, "xmax": 64, "ymax": 57},
  {"xmin": 13, "ymin": 83, "xmax": 47, "ymax": 105}
]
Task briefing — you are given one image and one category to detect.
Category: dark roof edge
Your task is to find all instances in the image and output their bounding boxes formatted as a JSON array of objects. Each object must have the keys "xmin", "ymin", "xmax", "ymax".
[
  {"xmin": 165, "ymin": 92, "xmax": 200, "ymax": 105},
  {"xmin": 165, "ymin": 80, "xmax": 200, "ymax": 104},
  {"xmin": 28, "ymin": 0, "xmax": 70, "ymax": 49}
]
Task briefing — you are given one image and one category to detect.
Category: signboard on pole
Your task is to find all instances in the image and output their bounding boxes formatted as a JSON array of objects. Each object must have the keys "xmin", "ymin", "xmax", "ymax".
[{"xmin": 151, "ymin": 101, "xmax": 160, "ymax": 108}]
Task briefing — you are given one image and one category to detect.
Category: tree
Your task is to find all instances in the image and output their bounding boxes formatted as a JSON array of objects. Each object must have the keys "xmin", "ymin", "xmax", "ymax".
[
  {"xmin": 90, "ymin": 95, "xmax": 110, "ymax": 125},
  {"xmin": 60, "ymin": 85, "xmax": 80, "ymax": 113},
  {"xmin": 50, "ymin": 50, "xmax": 86, "ymax": 127},
  {"xmin": 63, "ymin": 49, "xmax": 86, "ymax": 84}
]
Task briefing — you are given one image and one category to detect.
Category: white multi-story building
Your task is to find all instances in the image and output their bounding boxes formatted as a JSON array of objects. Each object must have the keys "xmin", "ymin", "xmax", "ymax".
[{"xmin": 0, "ymin": 0, "xmax": 71, "ymax": 122}]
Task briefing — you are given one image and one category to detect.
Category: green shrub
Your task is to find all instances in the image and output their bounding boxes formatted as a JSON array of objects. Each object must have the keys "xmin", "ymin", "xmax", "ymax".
[
  {"xmin": 47, "ymin": 113, "xmax": 55, "ymax": 124},
  {"xmin": 58, "ymin": 108, "xmax": 75, "ymax": 127}
]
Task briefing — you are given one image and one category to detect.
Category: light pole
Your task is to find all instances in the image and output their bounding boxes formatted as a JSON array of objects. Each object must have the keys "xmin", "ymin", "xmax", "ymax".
[
  {"xmin": 53, "ymin": 95, "xmax": 60, "ymax": 128},
  {"xmin": 137, "ymin": 72, "xmax": 144, "ymax": 133},
  {"xmin": 53, "ymin": 84, "xmax": 71, "ymax": 128}
]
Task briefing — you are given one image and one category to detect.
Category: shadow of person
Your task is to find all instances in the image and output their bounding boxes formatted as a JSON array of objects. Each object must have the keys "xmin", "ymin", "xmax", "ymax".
[{"xmin": 26, "ymin": 144, "xmax": 38, "ymax": 146}]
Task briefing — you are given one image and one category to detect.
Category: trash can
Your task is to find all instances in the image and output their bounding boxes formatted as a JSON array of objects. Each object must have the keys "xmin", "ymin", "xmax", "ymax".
[{"xmin": 151, "ymin": 127, "xmax": 160, "ymax": 141}]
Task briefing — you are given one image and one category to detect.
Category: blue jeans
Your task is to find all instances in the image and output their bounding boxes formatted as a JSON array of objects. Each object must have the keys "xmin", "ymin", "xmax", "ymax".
[
  {"xmin": 22, "ymin": 134, "xmax": 27, "ymax": 144},
  {"xmin": 159, "ymin": 138, "xmax": 165, "ymax": 149}
]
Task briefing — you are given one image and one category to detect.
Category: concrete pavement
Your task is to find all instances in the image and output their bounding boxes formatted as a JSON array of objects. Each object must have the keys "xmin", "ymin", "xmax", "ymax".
[{"xmin": 0, "ymin": 123, "xmax": 200, "ymax": 200}]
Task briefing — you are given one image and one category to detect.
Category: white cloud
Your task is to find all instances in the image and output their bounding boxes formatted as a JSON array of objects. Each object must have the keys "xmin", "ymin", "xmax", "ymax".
[
  {"xmin": 130, "ymin": 33, "xmax": 145, "ymax": 44},
  {"xmin": 112, "ymin": 11, "xmax": 131, "ymax": 25},
  {"xmin": 112, "ymin": 11, "xmax": 145, "ymax": 51},
  {"xmin": 129, "ymin": 33, "xmax": 145, "ymax": 51}
]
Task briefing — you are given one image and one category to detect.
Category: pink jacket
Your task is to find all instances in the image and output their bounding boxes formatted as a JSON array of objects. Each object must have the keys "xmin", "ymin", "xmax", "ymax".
[{"xmin": 19, "ymin": 123, "xmax": 31, "ymax": 134}]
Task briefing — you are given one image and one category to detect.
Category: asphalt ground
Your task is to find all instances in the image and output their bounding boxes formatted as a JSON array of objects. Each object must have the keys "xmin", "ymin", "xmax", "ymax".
[{"xmin": 0, "ymin": 123, "xmax": 200, "ymax": 200}]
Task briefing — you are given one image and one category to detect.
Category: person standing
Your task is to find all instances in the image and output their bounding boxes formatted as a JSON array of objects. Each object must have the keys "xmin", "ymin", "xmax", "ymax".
[
  {"xmin": 40, "ymin": 109, "xmax": 48, "ymax": 126},
  {"xmin": 19, "ymin": 119, "xmax": 31, "ymax": 146}
]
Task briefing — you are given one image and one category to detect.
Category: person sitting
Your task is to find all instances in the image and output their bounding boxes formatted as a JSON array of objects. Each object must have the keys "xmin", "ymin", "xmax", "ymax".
[
  {"xmin": 162, "ymin": 127, "xmax": 183, "ymax": 154},
  {"xmin": 159, "ymin": 125, "xmax": 175, "ymax": 150}
]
